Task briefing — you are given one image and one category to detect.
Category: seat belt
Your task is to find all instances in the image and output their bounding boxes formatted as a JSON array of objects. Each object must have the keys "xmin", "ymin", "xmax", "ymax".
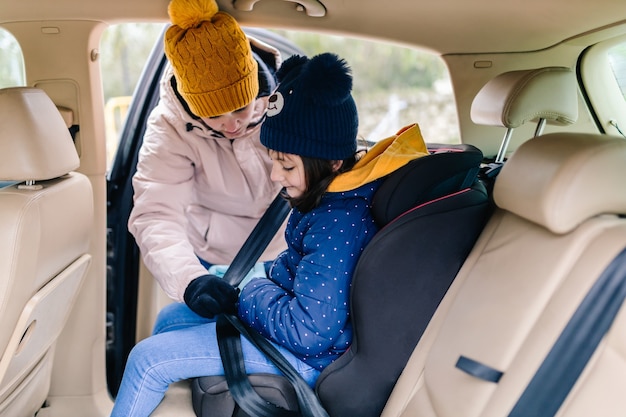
[
  {"xmin": 508, "ymin": 246, "xmax": 626, "ymax": 417},
  {"xmin": 216, "ymin": 314, "xmax": 297, "ymax": 417},
  {"xmin": 221, "ymin": 191, "xmax": 290, "ymax": 288},
  {"xmin": 218, "ymin": 314, "xmax": 330, "ymax": 417},
  {"xmin": 215, "ymin": 190, "xmax": 330, "ymax": 417}
]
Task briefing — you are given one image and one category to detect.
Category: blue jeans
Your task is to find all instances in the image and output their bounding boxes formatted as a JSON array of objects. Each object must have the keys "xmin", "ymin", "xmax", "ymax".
[{"xmin": 110, "ymin": 302, "xmax": 320, "ymax": 417}]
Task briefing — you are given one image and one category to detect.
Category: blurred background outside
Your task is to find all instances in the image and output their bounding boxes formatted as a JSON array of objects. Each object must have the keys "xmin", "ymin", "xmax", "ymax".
[
  {"xmin": 2, "ymin": 23, "xmax": 461, "ymax": 170},
  {"xmin": 3, "ymin": 24, "xmax": 626, "ymax": 172}
]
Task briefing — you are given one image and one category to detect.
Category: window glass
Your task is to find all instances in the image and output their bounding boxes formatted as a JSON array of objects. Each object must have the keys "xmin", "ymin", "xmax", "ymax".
[
  {"xmin": 608, "ymin": 43, "xmax": 626, "ymax": 100},
  {"xmin": 100, "ymin": 23, "xmax": 166, "ymax": 169},
  {"xmin": 99, "ymin": 24, "xmax": 460, "ymax": 170},
  {"xmin": 0, "ymin": 28, "xmax": 25, "ymax": 189},
  {"xmin": 273, "ymin": 30, "xmax": 460, "ymax": 145},
  {"xmin": 0, "ymin": 27, "xmax": 25, "ymax": 88},
  {"xmin": 579, "ymin": 36, "xmax": 626, "ymax": 139}
]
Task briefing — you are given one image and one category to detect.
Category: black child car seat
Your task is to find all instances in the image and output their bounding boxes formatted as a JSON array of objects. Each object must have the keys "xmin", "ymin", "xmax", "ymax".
[{"xmin": 191, "ymin": 144, "xmax": 491, "ymax": 417}]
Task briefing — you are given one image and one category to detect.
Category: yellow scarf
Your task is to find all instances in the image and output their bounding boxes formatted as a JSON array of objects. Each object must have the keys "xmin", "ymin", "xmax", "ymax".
[{"xmin": 329, "ymin": 123, "xmax": 429, "ymax": 192}]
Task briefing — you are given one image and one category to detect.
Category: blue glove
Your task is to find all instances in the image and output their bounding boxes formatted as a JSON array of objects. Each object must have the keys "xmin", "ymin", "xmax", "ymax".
[{"xmin": 183, "ymin": 274, "xmax": 239, "ymax": 318}]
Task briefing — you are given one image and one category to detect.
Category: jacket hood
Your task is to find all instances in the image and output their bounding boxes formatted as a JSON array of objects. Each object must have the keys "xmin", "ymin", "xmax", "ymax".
[{"xmin": 328, "ymin": 123, "xmax": 429, "ymax": 192}]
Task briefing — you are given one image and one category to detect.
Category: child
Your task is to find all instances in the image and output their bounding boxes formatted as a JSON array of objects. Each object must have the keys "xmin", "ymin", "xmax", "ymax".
[
  {"xmin": 111, "ymin": 52, "xmax": 429, "ymax": 416},
  {"xmin": 127, "ymin": 0, "xmax": 286, "ymax": 303}
]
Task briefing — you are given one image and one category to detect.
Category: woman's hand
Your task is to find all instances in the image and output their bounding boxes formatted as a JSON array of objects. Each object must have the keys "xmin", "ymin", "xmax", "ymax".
[{"xmin": 183, "ymin": 275, "xmax": 239, "ymax": 318}]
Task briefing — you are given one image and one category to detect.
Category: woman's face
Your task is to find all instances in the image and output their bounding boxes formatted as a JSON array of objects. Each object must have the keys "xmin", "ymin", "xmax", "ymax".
[
  {"xmin": 268, "ymin": 150, "xmax": 306, "ymax": 199},
  {"xmin": 201, "ymin": 101, "xmax": 257, "ymax": 139}
]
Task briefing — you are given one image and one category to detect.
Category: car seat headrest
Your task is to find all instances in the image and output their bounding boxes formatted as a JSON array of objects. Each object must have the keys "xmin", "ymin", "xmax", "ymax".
[
  {"xmin": 371, "ymin": 144, "xmax": 483, "ymax": 226},
  {"xmin": 494, "ymin": 132, "xmax": 626, "ymax": 234},
  {"xmin": 0, "ymin": 87, "xmax": 79, "ymax": 182},
  {"xmin": 470, "ymin": 67, "xmax": 578, "ymax": 128}
]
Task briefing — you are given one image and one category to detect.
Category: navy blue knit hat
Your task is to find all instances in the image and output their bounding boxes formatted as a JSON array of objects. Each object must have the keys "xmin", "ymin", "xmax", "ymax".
[{"xmin": 261, "ymin": 53, "xmax": 358, "ymax": 160}]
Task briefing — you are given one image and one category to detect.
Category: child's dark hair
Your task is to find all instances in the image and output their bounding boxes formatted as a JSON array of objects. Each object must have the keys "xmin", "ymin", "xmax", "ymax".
[{"xmin": 285, "ymin": 151, "xmax": 361, "ymax": 213}]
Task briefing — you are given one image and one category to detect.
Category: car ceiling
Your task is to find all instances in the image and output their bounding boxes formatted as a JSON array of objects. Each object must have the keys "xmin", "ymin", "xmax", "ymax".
[{"xmin": 2, "ymin": 0, "xmax": 625, "ymax": 55}]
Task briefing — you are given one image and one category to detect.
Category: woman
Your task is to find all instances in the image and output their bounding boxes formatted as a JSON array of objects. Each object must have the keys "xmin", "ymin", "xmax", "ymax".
[
  {"xmin": 112, "ymin": 52, "xmax": 429, "ymax": 416},
  {"xmin": 128, "ymin": 0, "xmax": 286, "ymax": 302}
]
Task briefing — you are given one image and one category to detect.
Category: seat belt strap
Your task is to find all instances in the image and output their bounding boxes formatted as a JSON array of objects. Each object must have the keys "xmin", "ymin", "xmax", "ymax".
[
  {"xmin": 455, "ymin": 355, "xmax": 503, "ymax": 383},
  {"xmin": 216, "ymin": 191, "xmax": 329, "ymax": 417},
  {"xmin": 216, "ymin": 315, "xmax": 297, "ymax": 417},
  {"xmin": 222, "ymin": 191, "xmax": 291, "ymax": 287},
  {"xmin": 221, "ymin": 313, "xmax": 330, "ymax": 417},
  {"xmin": 508, "ymin": 246, "xmax": 626, "ymax": 417}
]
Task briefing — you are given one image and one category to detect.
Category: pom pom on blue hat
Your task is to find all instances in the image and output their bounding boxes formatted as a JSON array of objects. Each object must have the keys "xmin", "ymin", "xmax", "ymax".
[{"xmin": 261, "ymin": 53, "xmax": 358, "ymax": 160}]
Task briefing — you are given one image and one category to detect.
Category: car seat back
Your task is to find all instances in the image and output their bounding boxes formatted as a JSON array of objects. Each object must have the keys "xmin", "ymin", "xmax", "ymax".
[
  {"xmin": 382, "ymin": 132, "xmax": 626, "ymax": 417},
  {"xmin": 315, "ymin": 144, "xmax": 490, "ymax": 417},
  {"xmin": 0, "ymin": 87, "xmax": 93, "ymax": 417}
]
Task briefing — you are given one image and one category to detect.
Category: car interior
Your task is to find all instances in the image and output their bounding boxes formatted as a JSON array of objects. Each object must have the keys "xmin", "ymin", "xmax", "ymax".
[{"xmin": 1, "ymin": 0, "xmax": 626, "ymax": 416}]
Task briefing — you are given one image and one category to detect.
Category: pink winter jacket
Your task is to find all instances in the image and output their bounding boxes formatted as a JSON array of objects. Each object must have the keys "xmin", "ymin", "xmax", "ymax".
[{"xmin": 128, "ymin": 44, "xmax": 286, "ymax": 302}]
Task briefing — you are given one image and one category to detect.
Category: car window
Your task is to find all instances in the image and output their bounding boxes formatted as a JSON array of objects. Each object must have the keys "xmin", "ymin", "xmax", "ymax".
[
  {"xmin": 100, "ymin": 23, "xmax": 167, "ymax": 169},
  {"xmin": 100, "ymin": 25, "xmax": 460, "ymax": 171},
  {"xmin": 580, "ymin": 35, "xmax": 626, "ymax": 139},
  {"xmin": 608, "ymin": 43, "xmax": 626, "ymax": 137},
  {"xmin": 273, "ymin": 30, "xmax": 460, "ymax": 146},
  {"xmin": 0, "ymin": 28, "xmax": 25, "ymax": 88},
  {"xmin": 0, "ymin": 27, "xmax": 26, "ymax": 189},
  {"xmin": 608, "ymin": 43, "xmax": 626, "ymax": 100}
]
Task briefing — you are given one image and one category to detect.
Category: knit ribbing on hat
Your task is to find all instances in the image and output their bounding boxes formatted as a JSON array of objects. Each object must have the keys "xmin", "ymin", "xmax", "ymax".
[
  {"xmin": 261, "ymin": 53, "xmax": 358, "ymax": 160},
  {"xmin": 182, "ymin": 65, "xmax": 258, "ymax": 117},
  {"xmin": 164, "ymin": 0, "xmax": 259, "ymax": 117}
]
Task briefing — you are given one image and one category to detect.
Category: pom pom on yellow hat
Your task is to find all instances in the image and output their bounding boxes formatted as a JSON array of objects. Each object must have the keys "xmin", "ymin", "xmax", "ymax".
[{"xmin": 164, "ymin": 0, "xmax": 258, "ymax": 117}]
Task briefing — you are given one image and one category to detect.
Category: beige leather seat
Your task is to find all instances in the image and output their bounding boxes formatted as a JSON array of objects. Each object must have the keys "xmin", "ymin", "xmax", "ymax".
[
  {"xmin": 0, "ymin": 87, "xmax": 93, "ymax": 416},
  {"xmin": 381, "ymin": 132, "xmax": 626, "ymax": 416},
  {"xmin": 471, "ymin": 66, "xmax": 578, "ymax": 162}
]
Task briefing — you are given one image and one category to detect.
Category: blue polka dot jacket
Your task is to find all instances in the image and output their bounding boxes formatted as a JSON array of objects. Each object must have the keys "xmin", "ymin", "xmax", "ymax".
[
  {"xmin": 238, "ymin": 182, "xmax": 380, "ymax": 370},
  {"xmin": 238, "ymin": 123, "xmax": 430, "ymax": 370}
]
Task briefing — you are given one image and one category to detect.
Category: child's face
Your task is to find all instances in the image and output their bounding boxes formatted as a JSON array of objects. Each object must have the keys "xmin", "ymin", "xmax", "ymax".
[
  {"xmin": 201, "ymin": 101, "xmax": 257, "ymax": 139},
  {"xmin": 268, "ymin": 150, "xmax": 306, "ymax": 199}
]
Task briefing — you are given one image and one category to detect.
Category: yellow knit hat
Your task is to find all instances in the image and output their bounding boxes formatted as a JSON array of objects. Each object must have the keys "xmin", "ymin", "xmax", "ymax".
[{"xmin": 164, "ymin": 0, "xmax": 259, "ymax": 117}]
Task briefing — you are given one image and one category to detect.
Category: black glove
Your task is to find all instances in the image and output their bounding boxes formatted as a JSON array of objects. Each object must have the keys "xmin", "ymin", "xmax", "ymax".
[{"xmin": 183, "ymin": 274, "xmax": 239, "ymax": 318}]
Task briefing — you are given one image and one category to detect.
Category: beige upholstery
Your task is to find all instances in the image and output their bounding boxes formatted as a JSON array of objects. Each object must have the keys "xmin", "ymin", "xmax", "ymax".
[
  {"xmin": 494, "ymin": 133, "xmax": 626, "ymax": 234},
  {"xmin": 471, "ymin": 67, "xmax": 578, "ymax": 128},
  {"xmin": 381, "ymin": 132, "xmax": 626, "ymax": 416},
  {"xmin": 0, "ymin": 87, "xmax": 93, "ymax": 417},
  {"xmin": 471, "ymin": 67, "xmax": 578, "ymax": 162}
]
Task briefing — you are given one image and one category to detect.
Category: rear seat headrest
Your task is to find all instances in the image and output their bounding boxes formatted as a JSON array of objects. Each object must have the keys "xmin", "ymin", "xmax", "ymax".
[
  {"xmin": 371, "ymin": 144, "xmax": 483, "ymax": 226},
  {"xmin": 471, "ymin": 67, "xmax": 578, "ymax": 128},
  {"xmin": 494, "ymin": 132, "xmax": 626, "ymax": 234},
  {"xmin": 0, "ymin": 87, "xmax": 79, "ymax": 182}
]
